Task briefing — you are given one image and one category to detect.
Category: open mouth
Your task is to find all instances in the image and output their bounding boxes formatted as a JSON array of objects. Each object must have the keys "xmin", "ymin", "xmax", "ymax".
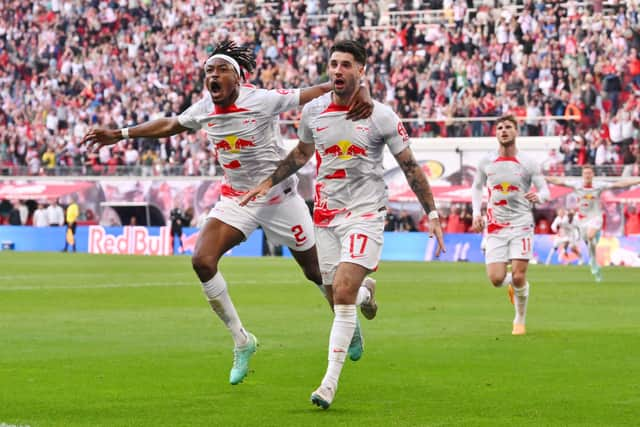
[
  {"xmin": 209, "ymin": 81, "xmax": 222, "ymax": 95},
  {"xmin": 334, "ymin": 78, "xmax": 345, "ymax": 89}
]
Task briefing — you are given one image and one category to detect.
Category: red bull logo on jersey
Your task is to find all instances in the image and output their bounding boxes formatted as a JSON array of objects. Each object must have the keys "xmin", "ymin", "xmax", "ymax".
[
  {"xmin": 492, "ymin": 182, "xmax": 520, "ymax": 195},
  {"xmin": 324, "ymin": 140, "xmax": 368, "ymax": 160},
  {"xmin": 214, "ymin": 135, "xmax": 256, "ymax": 153}
]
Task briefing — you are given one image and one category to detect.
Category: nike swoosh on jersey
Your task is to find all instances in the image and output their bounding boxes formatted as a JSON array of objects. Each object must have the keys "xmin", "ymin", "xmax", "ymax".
[{"xmin": 316, "ymin": 127, "xmax": 328, "ymax": 132}]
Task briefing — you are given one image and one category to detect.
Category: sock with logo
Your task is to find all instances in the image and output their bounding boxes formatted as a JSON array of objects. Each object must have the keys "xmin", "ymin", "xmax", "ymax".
[{"xmin": 321, "ymin": 304, "xmax": 357, "ymax": 390}]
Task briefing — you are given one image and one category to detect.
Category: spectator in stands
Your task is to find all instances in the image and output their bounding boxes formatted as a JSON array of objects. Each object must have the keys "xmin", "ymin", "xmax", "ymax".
[
  {"xmin": 398, "ymin": 210, "xmax": 418, "ymax": 232},
  {"xmin": 15, "ymin": 200, "xmax": 29, "ymax": 225},
  {"xmin": 384, "ymin": 209, "xmax": 400, "ymax": 232},
  {"xmin": 624, "ymin": 203, "xmax": 640, "ymax": 235},
  {"xmin": 1, "ymin": 0, "xmax": 640, "ymax": 180},
  {"xmin": 8, "ymin": 201, "xmax": 22, "ymax": 226},
  {"xmin": 46, "ymin": 199, "xmax": 65, "ymax": 227},
  {"xmin": 33, "ymin": 202, "xmax": 49, "ymax": 227}
]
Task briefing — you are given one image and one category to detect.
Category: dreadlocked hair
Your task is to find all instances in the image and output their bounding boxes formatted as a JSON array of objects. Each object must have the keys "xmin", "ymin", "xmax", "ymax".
[{"xmin": 209, "ymin": 40, "xmax": 256, "ymax": 79}]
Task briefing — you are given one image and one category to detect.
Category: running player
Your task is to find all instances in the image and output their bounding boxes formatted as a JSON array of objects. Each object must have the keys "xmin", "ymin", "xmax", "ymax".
[
  {"xmin": 240, "ymin": 40, "xmax": 445, "ymax": 409},
  {"xmin": 471, "ymin": 115, "xmax": 550, "ymax": 336},
  {"xmin": 81, "ymin": 41, "xmax": 373, "ymax": 385},
  {"xmin": 545, "ymin": 208, "xmax": 582, "ymax": 265},
  {"xmin": 546, "ymin": 166, "xmax": 640, "ymax": 281}
]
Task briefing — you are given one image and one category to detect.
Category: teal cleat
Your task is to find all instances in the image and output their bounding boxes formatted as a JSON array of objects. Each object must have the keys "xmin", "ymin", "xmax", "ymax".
[
  {"xmin": 348, "ymin": 318, "xmax": 364, "ymax": 361},
  {"xmin": 229, "ymin": 333, "xmax": 258, "ymax": 385},
  {"xmin": 593, "ymin": 266, "xmax": 602, "ymax": 283}
]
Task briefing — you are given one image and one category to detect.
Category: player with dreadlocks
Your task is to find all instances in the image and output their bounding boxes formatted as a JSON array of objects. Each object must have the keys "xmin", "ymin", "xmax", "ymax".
[{"xmin": 82, "ymin": 41, "xmax": 374, "ymax": 385}]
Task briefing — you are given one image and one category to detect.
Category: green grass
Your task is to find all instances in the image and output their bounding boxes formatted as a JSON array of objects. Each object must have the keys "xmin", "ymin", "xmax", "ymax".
[{"xmin": 1, "ymin": 252, "xmax": 639, "ymax": 426}]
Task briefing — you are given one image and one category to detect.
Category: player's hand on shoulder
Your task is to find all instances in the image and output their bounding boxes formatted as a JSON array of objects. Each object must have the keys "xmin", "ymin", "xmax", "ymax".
[
  {"xmin": 346, "ymin": 85, "xmax": 373, "ymax": 121},
  {"xmin": 524, "ymin": 191, "xmax": 540, "ymax": 203},
  {"xmin": 239, "ymin": 179, "xmax": 273, "ymax": 206},
  {"xmin": 81, "ymin": 127, "xmax": 122, "ymax": 151},
  {"xmin": 471, "ymin": 215, "xmax": 485, "ymax": 232}
]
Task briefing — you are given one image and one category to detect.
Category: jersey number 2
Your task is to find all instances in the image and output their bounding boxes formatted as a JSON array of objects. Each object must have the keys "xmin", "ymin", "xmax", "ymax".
[{"xmin": 291, "ymin": 225, "xmax": 307, "ymax": 245}]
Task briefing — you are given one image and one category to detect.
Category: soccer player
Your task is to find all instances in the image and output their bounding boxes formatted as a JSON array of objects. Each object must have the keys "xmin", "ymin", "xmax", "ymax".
[
  {"xmin": 471, "ymin": 115, "xmax": 550, "ymax": 336},
  {"xmin": 546, "ymin": 166, "xmax": 640, "ymax": 281},
  {"xmin": 240, "ymin": 40, "xmax": 446, "ymax": 409},
  {"xmin": 545, "ymin": 208, "xmax": 582, "ymax": 265},
  {"xmin": 81, "ymin": 41, "xmax": 373, "ymax": 385}
]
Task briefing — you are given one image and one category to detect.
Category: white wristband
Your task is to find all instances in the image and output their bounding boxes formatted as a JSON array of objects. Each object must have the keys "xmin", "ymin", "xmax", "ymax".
[
  {"xmin": 121, "ymin": 128, "xmax": 129, "ymax": 139},
  {"xmin": 428, "ymin": 210, "xmax": 439, "ymax": 220}
]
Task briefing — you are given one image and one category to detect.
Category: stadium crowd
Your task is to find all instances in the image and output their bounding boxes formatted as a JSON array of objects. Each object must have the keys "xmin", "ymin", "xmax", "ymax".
[{"xmin": 1, "ymin": 1, "xmax": 640, "ymax": 177}]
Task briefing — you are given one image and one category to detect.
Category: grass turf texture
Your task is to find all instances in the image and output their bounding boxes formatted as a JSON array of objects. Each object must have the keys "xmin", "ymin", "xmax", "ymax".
[{"xmin": 1, "ymin": 252, "xmax": 639, "ymax": 426}]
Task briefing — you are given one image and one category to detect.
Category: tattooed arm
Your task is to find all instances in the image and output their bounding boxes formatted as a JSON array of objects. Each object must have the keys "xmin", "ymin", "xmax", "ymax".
[
  {"xmin": 394, "ymin": 147, "xmax": 446, "ymax": 255},
  {"xmin": 394, "ymin": 147, "xmax": 437, "ymax": 214},
  {"xmin": 239, "ymin": 141, "xmax": 315, "ymax": 206}
]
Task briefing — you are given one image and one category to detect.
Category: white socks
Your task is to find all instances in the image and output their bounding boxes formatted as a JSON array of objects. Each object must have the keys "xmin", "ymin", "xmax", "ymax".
[
  {"xmin": 497, "ymin": 272, "xmax": 512, "ymax": 288},
  {"xmin": 202, "ymin": 272, "xmax": 248, "ymax": 347},
  {"xmin": 321, "ymin": 304, "xmax": 357, "ymax": 391},
  {"xmin": 513, "ymin": 282, "xmax": 529, "ymax": 325}
]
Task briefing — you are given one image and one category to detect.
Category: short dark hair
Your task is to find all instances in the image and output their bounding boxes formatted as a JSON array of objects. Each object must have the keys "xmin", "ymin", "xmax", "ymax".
[
  {"xmin": 582, "ymin": 164, "xmax": 594, "ymax": 172},
  {"xmin": 208, "ymin": 40, "xmax": 256, "ymax": 79},
  {"xmin": 495, "ymin": 115, "xmax": 518, "ymax": 128},
  {"xmin": 330, "ymin": 40, "xmax": 367, "ymax": 65}
]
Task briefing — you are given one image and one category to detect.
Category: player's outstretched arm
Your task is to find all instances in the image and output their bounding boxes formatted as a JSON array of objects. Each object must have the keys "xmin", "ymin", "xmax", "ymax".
[
  {"xmin": 239, "ymin": 141, "xmax": 315, "ymax": 206},
  {"xmin": 81, "ymin": 118, "xmax": 188, "ymax": 151},
  {"xmin": 609, "ymin": 177, "xmax": 640, "ymax": 189},
  {"xmin": 394, "ymin": 147, "xmax": 446, "ymax": 256},
  {"xmin": 298, "ymin": 83, "xmax": 373, "ymax": 121}
]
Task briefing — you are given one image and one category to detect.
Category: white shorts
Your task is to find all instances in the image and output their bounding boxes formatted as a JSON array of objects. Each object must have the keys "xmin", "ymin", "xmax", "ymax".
[
  {"xmin": 484, "ymin": 227, "xmax": 534, "ymax": 264},
  {"xmin": 577, "ymin": 216, "xmax": 603, "ymax": 239},
  {"xmin": 315, "ymin": 217, "xmax": 384, "ymax": 285},
  {"xmin": 553, "ymin": 236, "xmax": 571, "ymax": 248},
  {"xmin": 208, "ymin": 192, "xmax": 315, "ymax": 251}
]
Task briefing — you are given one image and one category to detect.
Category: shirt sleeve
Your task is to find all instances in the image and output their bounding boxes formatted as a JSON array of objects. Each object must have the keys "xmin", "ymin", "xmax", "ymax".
[
  {"xmin": 529, "ymin": 159, "xmax": 550, "ymax": 202},
  {"xmin": 261, "ymin": 88, "xmax": 301, "ymax": 115},
  {"xmin": 177, "ymin": 96, "xmax": 208, "ymax": 130},
  {"xmin": 373, "ymin": 105, "xmax": 410, "ymax": 155},
  {"xmin": 472, "ymin": 157, "xmax": 488, "ymax": 216},
  {"xmin": 297, "ymin": 103, "xmax": 314, "ymax": 144}
]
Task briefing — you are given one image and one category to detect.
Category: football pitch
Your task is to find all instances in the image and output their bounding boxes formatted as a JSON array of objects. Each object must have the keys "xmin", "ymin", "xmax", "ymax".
[{"xmin": 1, "ymin": 253, "xmax": 639, "ymax": 427}]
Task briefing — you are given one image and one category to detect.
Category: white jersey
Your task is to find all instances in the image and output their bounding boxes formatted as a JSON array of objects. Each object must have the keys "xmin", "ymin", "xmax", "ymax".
[
  {"xmin": 472, "ymin": 151, "xmax": 549, "ymax": 233},
  {"xmin": 298, "ymin": 94, "xmax": 409, "ymax": 227},
  {"xmin": 551, "ymin": 214, "xmax": 580, "ymax": 243},
  {"xmin": 566, "ymin": 182, "xmax": 609, "ymax": 222},
  {"xmin": 178, "ymin": 86, "xmax": 300, "ymax": 201}
]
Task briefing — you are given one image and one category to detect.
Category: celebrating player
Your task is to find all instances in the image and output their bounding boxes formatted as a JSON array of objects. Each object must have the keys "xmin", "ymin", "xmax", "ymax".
[
  {"xmin": 81, "ymin": 41, "xmax": 373, "ymax": 385},
  {"xmin": 545, "ymin": 208, "xmax": 582, "ymax": 265},
  {"xmin": 240, "ymin": 40, "xmax": 446, "ymax": 409},
  {"xmin": 471, "ymin": 115, "xmax": 550, "ymax": 336},
  {"xmin": 546, "ymin": 166, "xmax": 640, "ymax": 281}
]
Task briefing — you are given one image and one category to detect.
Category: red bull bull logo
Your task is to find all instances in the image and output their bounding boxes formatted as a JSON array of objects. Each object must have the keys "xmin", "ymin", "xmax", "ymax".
[
  {"xmin": 492, "ymin": 182, "xmax": 520, "ymax": 195},
  {"xmin": 214, "ymin": 135, "xmax": 256, "ymax": 153},
  {"xmin": 324, "ymin": 140, "xmax": 367, "ymax": 160}
]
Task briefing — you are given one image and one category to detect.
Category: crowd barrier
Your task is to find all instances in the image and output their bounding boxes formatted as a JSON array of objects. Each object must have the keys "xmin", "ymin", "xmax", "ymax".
[{"xmin": 1, "ymin": 226, "xmax": 639, "ymax": 267}]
